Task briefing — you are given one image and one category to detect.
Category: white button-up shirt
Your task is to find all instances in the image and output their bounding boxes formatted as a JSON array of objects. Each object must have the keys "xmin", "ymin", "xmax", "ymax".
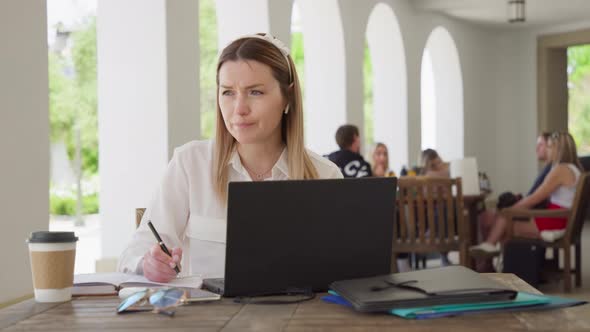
[{"xmin": 117, "ymin": 140, "xmax": 343, "ymax": 278}]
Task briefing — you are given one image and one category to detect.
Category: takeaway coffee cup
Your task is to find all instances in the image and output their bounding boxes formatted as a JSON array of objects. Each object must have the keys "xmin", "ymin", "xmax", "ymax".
[{"xmin": 27, "ymin": 231, "xmax": 78, "ymax": 302}]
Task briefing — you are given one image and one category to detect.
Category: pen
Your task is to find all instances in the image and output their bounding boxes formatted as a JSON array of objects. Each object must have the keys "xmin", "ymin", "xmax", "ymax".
[{"xmin": 147, "ymin": 220, "xmax": 181, "ymax": 274}]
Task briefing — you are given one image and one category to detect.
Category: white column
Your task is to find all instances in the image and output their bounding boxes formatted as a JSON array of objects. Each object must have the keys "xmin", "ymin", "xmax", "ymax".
[
  {"xmin": 216, "ymin": 0, "xmax": 270, "ymax": 49},
  {"xmin": 298, "ymin": 0, "xmax": 346, "ymax": 155},
  {"xmin": 97, "ymin": 0, "xmax": 199, "ymax": 261},
  {"xmin": 0, "ymin": 0, "xmax": 49, "ymax": 303}
]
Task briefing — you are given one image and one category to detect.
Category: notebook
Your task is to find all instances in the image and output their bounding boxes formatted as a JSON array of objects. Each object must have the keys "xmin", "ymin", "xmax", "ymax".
[
  {"xmin": 323, "ymin": 291, "xmax": 586, "ymax": 319},
  {"xmin": 329, "ymin": 266, "xmax": 517, "ymax": 312},
  {"xmin": 73, "ymin": 272, "xmax": 203, "ymax": 296}
]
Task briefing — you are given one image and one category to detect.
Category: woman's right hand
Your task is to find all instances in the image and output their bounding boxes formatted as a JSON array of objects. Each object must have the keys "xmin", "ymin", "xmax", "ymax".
[{"xmin": 142, "ymin": 244, "xmax": 182, "ymax": 283}]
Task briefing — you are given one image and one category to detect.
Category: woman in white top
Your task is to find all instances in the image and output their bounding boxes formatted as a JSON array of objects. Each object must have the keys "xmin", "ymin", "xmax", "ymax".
[
  {"xmin": 118, "ymin": 34, "xmax": 342, "ymax": 282},
  {"xmin": 470, "ymin": 132, "xmax": 582, "ymax": 256}
]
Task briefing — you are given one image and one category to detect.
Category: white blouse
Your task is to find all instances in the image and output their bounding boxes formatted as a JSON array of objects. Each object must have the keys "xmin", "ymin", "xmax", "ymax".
[{"xmin": 117, "ymin": 140, "xmax": 343, "ymax": 278}]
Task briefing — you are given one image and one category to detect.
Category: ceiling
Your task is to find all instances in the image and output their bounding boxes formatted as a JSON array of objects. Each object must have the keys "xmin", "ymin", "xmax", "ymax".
[{"xmin": 412, "ymin": 0, "xmax": 590, "ymax": 28}]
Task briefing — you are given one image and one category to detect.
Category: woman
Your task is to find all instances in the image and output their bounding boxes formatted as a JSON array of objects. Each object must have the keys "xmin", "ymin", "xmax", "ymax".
[
  {"xmin": 118, "ymin": 34, "xmax": 342, "ymax": 282},
  {"xmin": 416, "ymin": 149, "xmax": 453, "ymax": 266},
  {"xmin": 470, "ymin": 132, "xmax": 582, "ymax": 256},
  {"xmin": 420, "ymin": 148, "xmax": 449, "ymax": 177},
  {"xmin": 370, "ymin": 143, "xmax": 396, "ymax": 177}
]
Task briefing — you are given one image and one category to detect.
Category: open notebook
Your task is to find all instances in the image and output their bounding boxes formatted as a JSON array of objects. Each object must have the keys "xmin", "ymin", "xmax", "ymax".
[{"xmin": 73, "ymin": 272, "xmax": 203, "ymax": 296}]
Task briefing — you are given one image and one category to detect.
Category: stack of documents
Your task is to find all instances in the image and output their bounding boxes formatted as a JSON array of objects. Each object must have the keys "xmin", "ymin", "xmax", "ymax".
[{"xmin": 325, "ymin": 266, "xmax": 586, "ymax": 319}]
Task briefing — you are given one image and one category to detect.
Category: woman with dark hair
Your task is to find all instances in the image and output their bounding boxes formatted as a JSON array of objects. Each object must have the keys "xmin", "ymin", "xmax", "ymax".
[
  {"xmin": 118, "ymin": 34, "xmax": 342, "ymax": 282},
  {"xmin": 420, "ymin": 148, "xmax": 449, "ymax": 177},
  {"xmin": 419, "ymin": 149, "xmax": 452, "ymax": 266}
]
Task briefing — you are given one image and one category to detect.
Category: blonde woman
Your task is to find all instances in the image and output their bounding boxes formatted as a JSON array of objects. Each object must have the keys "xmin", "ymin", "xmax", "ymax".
[
  {"xmin": 370, "ymin": 143, "xmax": 396, "ymax": 177},
  {"xmin": 470, "ymin": 132, "xmax": 582, "ymax": 256},
  {"xmin": 118, "ymin": 34, "xmax": 342, "ymax": 282}
]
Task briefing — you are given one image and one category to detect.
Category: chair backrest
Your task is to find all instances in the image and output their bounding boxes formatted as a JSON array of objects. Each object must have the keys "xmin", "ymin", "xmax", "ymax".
[
  {"xmin": 395, "ymin": 177, "xmax": 465, "ymax": 245},
  {"xmin": 567, "ymin": 172, "xmax": 590, "ymax": 243},
  {"xmin": 136, "ymin": 208, "xmax": 146, "ymax": 228}
]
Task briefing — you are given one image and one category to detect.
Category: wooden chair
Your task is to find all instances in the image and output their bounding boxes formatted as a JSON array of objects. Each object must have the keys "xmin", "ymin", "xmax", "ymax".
[
  {"xmin": 501, "ymin": 172, "xmax": 590, "ymax": 292},
  {"xmin": 136, "ymin": 208, "xmax": 146, "ymax": 228},
  {"xmin": 392, "ymin": 177, "xmax": 468, "ymax": 272}
]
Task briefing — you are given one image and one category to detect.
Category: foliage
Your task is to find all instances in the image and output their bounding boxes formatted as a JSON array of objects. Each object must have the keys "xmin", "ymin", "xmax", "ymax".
[
  {"xmin": 567, "ymin": 45, "xmax": 590, "ymax": 156},
  {"xmin": 49, "ymin": 17, "xmax": 98, "ymax": 175},
  {"xmin": 199, "ymin": 0, "xmax": 218, "ymax": 139},
  {"xmin": 568, "ymin": 45, "xmax": 590, "ymax": 84},
  {"xmin": 291, "ymin": 32, "xmax": 306, "ymax": 125},
  {"xmin": 363, "ymin": 43, "xmax": 374, "ymax": 149},
  {"xmin": 50, "ymin": 193, "xmax": 99, "ymax": 216}
]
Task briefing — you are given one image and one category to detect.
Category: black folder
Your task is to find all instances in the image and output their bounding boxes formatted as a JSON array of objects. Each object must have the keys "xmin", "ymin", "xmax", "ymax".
[{"xmin": 329, "ymin": 266, "xmax": 517, "ymax": 312}]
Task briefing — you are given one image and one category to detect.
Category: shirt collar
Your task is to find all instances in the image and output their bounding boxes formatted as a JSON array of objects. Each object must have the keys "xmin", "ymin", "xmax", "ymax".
[{"xmin": 228, "ymin": 146, "xmax": 289, "ymax": 180}]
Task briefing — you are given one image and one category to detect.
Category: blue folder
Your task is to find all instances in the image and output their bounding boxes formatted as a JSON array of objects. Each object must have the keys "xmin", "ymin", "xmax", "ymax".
[{"xmin": 322, "ymin": 291, "xmax": 586, "ymax": 320}]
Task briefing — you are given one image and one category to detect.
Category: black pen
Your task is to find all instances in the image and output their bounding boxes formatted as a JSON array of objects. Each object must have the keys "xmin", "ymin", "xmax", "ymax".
[{"xmin": 147, "ymin": 221, "xmax": 181, "ymax": 274}]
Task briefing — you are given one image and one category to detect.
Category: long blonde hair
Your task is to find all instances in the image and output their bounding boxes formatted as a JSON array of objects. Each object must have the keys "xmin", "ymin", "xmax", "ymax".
[
  {"xmin": 213, "ymin": 34, "xmax": 319, "ymax": 202},
  {"xmin": 370, "ymin": 142, "xmax": 389, "ymax": 175},
  {"xmin": 549, "ymin": 132, "xmax": 583, "ymax": 170}
]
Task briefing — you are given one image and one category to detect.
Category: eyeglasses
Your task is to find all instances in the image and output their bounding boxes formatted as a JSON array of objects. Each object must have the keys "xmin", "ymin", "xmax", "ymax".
[{"xmin": 117, "ymin": 288, "xmax": 187, "ymax": 317}]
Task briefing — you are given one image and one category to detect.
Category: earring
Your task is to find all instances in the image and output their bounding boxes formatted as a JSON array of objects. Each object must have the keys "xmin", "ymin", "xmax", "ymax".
[{"xmin": 284, "ymin": 104, "xmax": 290, "ymax": 115}]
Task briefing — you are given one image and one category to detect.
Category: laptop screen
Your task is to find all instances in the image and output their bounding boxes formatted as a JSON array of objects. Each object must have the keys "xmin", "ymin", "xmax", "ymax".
[{"xmin": 224, "ymin": 177, "xmax": 397, "ymax": 296}]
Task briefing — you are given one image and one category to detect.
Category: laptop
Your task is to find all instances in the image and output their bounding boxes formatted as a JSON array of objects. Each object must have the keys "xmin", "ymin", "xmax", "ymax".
[{"xmin": 203, "ymin": 177, "xmax": 397, "ymax": 297}]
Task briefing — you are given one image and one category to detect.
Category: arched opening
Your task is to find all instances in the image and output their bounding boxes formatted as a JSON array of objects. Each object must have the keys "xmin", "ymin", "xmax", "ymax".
[
  {"xmin": 421, "ymin": 26, "xmax": 464, "ymax": 161},
  {"xmin": 365, "ymin": 3, "xmax": 407, "ymax": 174}
]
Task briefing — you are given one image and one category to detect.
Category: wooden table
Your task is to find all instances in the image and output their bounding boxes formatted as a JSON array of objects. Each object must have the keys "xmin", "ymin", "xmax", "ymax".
[{"xmin": 1, "ymin": 274, "xmax": 588, "ymax": 331}]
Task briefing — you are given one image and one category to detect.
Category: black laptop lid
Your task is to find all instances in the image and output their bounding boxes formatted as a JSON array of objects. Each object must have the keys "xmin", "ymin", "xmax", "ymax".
[{"xmin": 224, "ymin": 177, "xmax": 397, "ymax": 297}]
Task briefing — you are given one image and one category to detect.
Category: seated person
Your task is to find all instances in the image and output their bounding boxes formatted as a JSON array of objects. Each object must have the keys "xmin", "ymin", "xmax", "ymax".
[
  {"xmin": 370, "ymin": 142, "xmax": 396, "ymax": 177},
  {"xmin": 470, "ymin": 132, "xmax": 582, "ymax": 256},
  {"xmin": 419, "ymin": 149, "xmax": 452, "ymax": 266},
  {"xmin": 327, "ymin": 124, "xmax": 372, "ymax": 178},
  {"xmin": 420, "ymin": 149, "xmax": 449, "ymax": 177},
  {"xmin": 117, "ymin": 34, "xmax": 342, "ymax": 282},
  {"xmin": 369, "ymin": 142, "xmax": 411, "ymax": 271},
  {"xmin": 495, "ymin": 132, "xmax": 552, "ymax": 210}
]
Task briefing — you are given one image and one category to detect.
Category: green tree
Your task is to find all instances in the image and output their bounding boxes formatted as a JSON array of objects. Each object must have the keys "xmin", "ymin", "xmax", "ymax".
[
  {"xmin": 49, "ymin": 18, "xmax": 98, "ymax": 176},
  {"xmin": 49, "ymin": 17, "xmax": 99, "ymax": 217},
  {"xmin": 199, "ymin": 0, "xmax": 218, "ymax": 139},
  {"xmin": 291, "ymin": 32, "xmax": 306, "ymax": 125},
  {"xmin": 363, "ymin": 43, "xmax": 374, "ymax": 149},
  {"xmin": 568, "ymin": 44, "xmax": 590, "ymax": 155},
  {"xmin": 71, "ymin": 17, "xmax": 98, "ymax": 174}
]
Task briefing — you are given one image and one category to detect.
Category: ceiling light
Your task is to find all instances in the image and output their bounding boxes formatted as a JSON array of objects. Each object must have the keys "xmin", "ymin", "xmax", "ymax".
[{"xmin": 508, "ymin": 0, "xmax": 525, "ymax": 23}]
